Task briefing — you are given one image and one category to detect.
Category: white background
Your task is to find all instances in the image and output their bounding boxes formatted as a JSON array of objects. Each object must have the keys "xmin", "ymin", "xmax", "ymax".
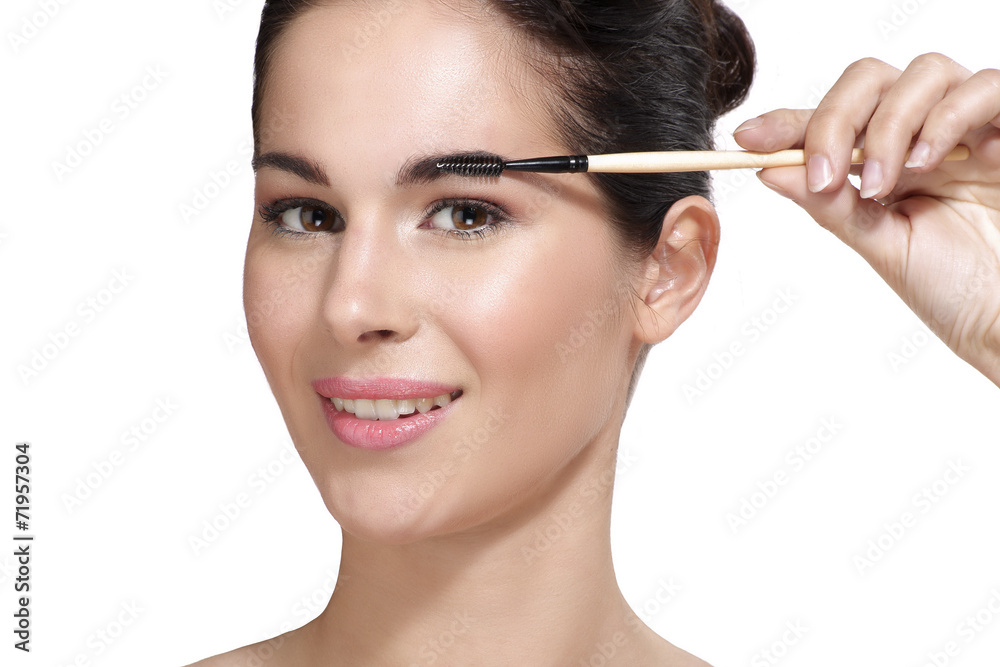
[{"xmin": 3, "ymin": 0, "xmax": 999, "ymax": 665}]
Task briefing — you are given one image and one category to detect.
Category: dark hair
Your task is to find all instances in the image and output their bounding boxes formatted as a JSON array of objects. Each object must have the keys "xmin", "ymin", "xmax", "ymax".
[
  {"xmin": 251, "ymin": 0, "xmax": 756, "ymax": 401},
  {"xmin": 253, "ymin": 0, "xmax": 754, "ymax": 256},
  {"xmin": 483, "ymin": 0, "xmax": 755, "ymax": 259}
]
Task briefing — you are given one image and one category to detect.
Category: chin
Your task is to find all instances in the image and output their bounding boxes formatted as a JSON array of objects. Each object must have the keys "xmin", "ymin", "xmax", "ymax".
[{"xmin": 313, "ymin": 474, "xmax": 469, "ymax": 546}]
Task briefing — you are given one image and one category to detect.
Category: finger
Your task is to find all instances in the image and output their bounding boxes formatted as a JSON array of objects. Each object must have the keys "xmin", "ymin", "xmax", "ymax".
[
  {"xmin": 859, "ymin": 53, "xmax": 972, "ymax": 199},
  {"xmin": 757, "ymin": 165, "xmax": 908, "ymax": 285},
  {"xmin": 803, "ymin": 58, "xmax": 902, "ymax": 194},
  {"xmin": 908, "ymin": 67, "xmax": 1000, "ymax": 172},
  {"xmin": 733, "ymin": 109, "xmax": 814, "ymax": 152}
]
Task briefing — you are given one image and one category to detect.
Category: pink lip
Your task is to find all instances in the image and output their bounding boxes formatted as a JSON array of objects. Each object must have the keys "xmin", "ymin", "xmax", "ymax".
[
  {"xmin": 312, "ymin": 376, "xmax": 460, "ymax": 400},
  {"xmin": 312, "ymin": 377, "xmax": 462, "ymax": 451}
]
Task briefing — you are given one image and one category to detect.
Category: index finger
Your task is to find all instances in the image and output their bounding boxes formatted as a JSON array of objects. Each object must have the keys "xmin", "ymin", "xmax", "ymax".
[
  {"xmin": 733, "ymin": 108, "xmax": 815, "ymax": 153},
  {"xmin": 800, "ymin": 58, "xmax": 902, "ymax": 193}
]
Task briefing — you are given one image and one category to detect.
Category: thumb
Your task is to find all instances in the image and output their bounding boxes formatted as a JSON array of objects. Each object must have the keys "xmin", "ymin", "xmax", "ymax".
[{"xmin": 756, "ymin": 165, "xmax": 910, "ymax": 286}]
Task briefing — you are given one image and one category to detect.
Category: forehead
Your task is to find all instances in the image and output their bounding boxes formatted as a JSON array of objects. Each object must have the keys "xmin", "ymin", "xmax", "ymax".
[{"xmin": 258, "ymin": 0, "xmax": 563, "ymax": 172}]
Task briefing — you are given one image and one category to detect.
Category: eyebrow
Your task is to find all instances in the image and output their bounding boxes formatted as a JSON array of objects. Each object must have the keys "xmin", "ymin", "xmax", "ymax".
[
  {"xmin": 395, "ymin": 150, "xmax": 506, "ymax": 187},
  {"xmin": 251, "ymin": 152, "xmax": 330, "ymax": 186},
  {"xmin": 252, "ymin": 149, "xmax": 510, "ymax": 188}
]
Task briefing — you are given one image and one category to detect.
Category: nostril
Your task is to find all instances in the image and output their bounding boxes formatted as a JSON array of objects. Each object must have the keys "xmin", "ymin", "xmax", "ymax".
[{"xmin": 358, "ymin": 329, "xmax": 395, "ymax": 343}]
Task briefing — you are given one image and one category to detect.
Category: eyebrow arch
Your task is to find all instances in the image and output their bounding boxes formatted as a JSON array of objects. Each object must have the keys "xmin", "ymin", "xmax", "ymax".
[
  {"xmin": 396, "ymin": 150, "xmax": 506, "ymax": 187},
  {"xmin": 252, "ymin": 151, "xmax": 330, "ymax": 187},
  {"xmin": 252, "ymin": 149, "xmax": 515, "ymax": 189}
]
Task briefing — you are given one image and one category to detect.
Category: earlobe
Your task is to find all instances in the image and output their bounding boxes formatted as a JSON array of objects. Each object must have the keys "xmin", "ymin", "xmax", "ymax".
[{"xmin": 633, "ymin": 195, "xmax": 720, "ymax": 344}]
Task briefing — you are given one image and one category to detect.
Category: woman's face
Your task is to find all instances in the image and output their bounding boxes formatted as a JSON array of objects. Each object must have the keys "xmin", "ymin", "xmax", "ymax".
[{"xmin": 245, "ymin": 0, "xmax": 642, "ymax": 543}]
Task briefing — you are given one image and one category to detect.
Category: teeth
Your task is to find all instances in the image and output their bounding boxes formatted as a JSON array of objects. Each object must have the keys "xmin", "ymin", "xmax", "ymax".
[
  {"xmin": 331, "ymin": 391, "xmax": 459, "ymax": 421},
  {"xmin": 354, "ymin": 399, "xmax": 377, "ymax": 420},
  {"xmin": 374, "ymin": 399, "xmax": 399, "ymax": 420}
]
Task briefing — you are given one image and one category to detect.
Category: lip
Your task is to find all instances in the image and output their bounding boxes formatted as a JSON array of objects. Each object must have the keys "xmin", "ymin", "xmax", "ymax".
[
  {"xmin": 312, "ymin": 376, "xmax": 461, "ymax": 400},
  {"xmin": 312, "ymin": 377, "xmax": 462, "ymax": 451}
]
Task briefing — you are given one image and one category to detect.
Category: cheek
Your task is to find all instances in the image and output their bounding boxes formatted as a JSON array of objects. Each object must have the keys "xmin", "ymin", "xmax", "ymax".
[
  {"xmin": 414, "ymin": 235, "xmax": 632, "ymax": 532},
  {"xmin": 243, "ymin": 235, "xmax": 321, "ymax": 392},
  {"xmin": 443, "ymin": 232, "xmax": 629, "ymax": 426}
]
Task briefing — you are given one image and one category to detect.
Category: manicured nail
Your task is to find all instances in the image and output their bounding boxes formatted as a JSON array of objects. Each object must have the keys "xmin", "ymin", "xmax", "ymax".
[
  {"xmin": 757, "ymin": 172, "xmax": 792, "ymax": 198},
  {"xmin": 905, "ymin": 141, "xmax": 931, "ymax": 169},
  {"xmin": 733, "ymin": 117, "xmax": 764, "ymax": 134},
  {"xmin": 859, "ymin": 159, "xmax": 883, "ymax": 199},
  {"xmin": 807, "ymin": 155, "xmax": 833, "ymax": 193}
]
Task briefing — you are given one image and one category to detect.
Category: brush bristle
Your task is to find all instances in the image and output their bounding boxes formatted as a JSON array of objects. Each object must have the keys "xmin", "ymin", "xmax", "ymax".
[{"xmin": 436, "ymin": 154, "xmax": 505, "ymax": 178}]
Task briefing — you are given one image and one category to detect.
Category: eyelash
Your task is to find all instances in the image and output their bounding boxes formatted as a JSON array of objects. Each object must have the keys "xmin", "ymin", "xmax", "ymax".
[
  {"xmin": 257, "ymin": 197, "xmax": 512, "ymax": 241},
  {"xmin": 426, "ymin": 198, "xmax": 511, "ymax": 241},
  {"xmin": 258, "ymin": 197, "xmax": 334, "ymax": 238}
]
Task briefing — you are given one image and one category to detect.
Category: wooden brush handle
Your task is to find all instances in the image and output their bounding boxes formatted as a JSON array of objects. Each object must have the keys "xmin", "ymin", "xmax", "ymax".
[{"xmin": 585, "ymin": 146, "xmax": 971, "ymax": 173}]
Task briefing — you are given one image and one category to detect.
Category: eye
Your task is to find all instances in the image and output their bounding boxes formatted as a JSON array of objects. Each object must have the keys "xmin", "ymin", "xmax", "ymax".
[
  {"xmin": 428, "ymin": 203, "xmax": 499, "ymax": 233},
  {"xmin": 280, "ymin": 205, "xmax": 336, "ymax": 232},
  {"xmin": 258, "ymin": 198, "xmax": 342, "ymax": 236}
]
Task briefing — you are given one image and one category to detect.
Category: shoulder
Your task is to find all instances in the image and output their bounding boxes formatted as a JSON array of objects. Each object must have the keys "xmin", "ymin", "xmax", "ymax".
[
  {"xmin": 182, "ymin": 644, "xmax": 260, "ymax": 667},
  {"xmin": 659, "ymin": 643, "xmax": 714, "ymax": 667},
  {"xmin": 627, "ymin": 624, "xmax": 714, "ymax": 666},
  {"xmin": 622, "ymin": 609, "xmax": 714, "ymax": 666},
  {"xmin": 642, "ymin": 632, "xmax": 714, "ymax": 667},
  {"xmin": 182, "ymin": 649, "xmax": 240, "ymax": 666},
  {"xmin": 182, "ymin": 628, "xmax": 306, "ymax": 667}
]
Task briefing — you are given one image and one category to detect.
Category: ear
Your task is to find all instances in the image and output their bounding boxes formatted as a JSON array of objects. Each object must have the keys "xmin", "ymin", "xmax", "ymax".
[{"xmin": 632, "ymin": 195, "xmax": 720, "ymax": 344}]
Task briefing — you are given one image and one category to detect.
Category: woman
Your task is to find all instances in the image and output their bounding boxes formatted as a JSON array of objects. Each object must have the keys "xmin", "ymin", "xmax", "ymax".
[{"xmin": 192, "ymin": 0, "xmax": 999, "ymax": 664}]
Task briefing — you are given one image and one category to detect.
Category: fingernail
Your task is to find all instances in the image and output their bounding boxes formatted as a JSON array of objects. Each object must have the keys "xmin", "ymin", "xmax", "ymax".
[
  {"xmin": 859, "ymin": 159, "xmax": 883, "ymax": 199},
  {"xmin": 807, "ymin": 155, "xmax": 833, "ymax": 193},
  {"xmin": 757, "ymin": 172, "xmax": 792, "ymax": 198},
  {"xmin": 734, "ymin": 117, "xmax": 764, "ymax": 134},
  {"xmin": 905, "ymin": 141, "xmax": 931, "ymax": 169}
]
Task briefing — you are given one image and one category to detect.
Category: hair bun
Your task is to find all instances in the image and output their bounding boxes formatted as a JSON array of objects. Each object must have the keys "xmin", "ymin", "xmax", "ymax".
[{"xmin": 703, "ymin": 0, "xmax": 756, "ymax": 116}]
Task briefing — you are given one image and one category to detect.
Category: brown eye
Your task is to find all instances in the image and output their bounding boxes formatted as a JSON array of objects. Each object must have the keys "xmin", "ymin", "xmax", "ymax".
[
  {"xmin": 427, "ymin": 201, "xmax": 505, "ymax": 238},
  {"xmin": 450, "ymin": 205, "xmax": 488, "ymax": 230},
  {"xmin": 298, "ymin": 205, "xmax": 333, "ymax": 232},
  {"xmin": 279, "ymin": 205, "xmax": 336, "ymax": 232}
]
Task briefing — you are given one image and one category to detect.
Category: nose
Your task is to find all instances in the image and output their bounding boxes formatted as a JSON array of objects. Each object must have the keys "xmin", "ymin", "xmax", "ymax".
[{"xmin": 321, "ymin": 216, "xmax": 418, "ymax": 348}]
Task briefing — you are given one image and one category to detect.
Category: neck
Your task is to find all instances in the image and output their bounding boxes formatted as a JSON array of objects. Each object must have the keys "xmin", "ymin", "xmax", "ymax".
[{"xmin": 304, "ymin": 435, "xmax": 656, "ymax": 665}]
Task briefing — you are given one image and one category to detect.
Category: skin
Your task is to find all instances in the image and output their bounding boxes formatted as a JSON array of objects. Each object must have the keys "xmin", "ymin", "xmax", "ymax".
[
  {"xmin": 189, "ymin": 3, "xmax": 1000, "ymax": 665},
  {"xmin": 193, "ymin": 1, "xmax": 715, "ymax": 665},
  {"xmin": 738, "ymin": 54, "xmax": 1000, "ymax": 386}
]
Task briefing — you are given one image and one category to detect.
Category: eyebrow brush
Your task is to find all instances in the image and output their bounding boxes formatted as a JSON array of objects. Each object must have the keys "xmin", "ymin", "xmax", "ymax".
[{"xmin": 436, "ymin": 146, "xmax": 970, "ymax": 177}]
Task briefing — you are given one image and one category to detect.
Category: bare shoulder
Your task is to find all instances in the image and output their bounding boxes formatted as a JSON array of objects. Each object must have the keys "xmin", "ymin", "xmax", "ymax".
[
  {"xmin": 658, "ymin": 641, "xmax": 714, "ymax": 667},
  {"xmin": 183, "ymin": 642, "xmax": 272, "ymax": 667},
  {"xmin": 643, "ymin": 633, "xmax": 714, "ymax": 667},
  {"xmin": 183, "ymin": 647, "xmax": 242, "ymax": 667},
  {"xmin": 183, "ymin": 627, "xmax": 308, "ymax": 667},
  {"xmin": 619, "ymin": 625, "xmax": 713, "ymax": 666},
  {"xmin": 622, "ymin": 611, "xmax": 714, "ymax": 666},
  {"xmin": 670, "ymin": 649, "xmax": 714, "ymax": 667}
]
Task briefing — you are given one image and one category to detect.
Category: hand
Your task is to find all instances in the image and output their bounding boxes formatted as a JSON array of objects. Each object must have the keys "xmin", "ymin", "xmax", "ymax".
[{"xmin": 734, "ymin": 53, "xmax": 1000, "ymax": 386}]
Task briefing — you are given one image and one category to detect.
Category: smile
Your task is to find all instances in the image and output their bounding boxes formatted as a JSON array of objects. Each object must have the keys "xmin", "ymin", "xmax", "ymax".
[{"xmin": 329, "ymin": 390, "xmax": 463, "ymax": 421}]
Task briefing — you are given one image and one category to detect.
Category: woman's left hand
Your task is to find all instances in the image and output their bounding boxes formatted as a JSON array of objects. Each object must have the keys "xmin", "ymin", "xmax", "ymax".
[{"xmin": 734, "ymin": 53, "xmax": 1000, "ymax": 386}]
